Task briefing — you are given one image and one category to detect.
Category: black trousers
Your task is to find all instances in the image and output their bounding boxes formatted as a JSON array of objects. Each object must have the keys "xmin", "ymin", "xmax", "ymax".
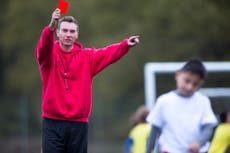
[{"xmin": 42, "ymin": 118, "xmax": 88, "ymax": 153}]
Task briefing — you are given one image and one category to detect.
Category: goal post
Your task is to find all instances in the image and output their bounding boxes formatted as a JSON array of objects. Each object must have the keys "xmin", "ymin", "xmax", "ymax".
[{"xmin": 144, "ymin": 62, "xmax": 230, "ymax": 109}]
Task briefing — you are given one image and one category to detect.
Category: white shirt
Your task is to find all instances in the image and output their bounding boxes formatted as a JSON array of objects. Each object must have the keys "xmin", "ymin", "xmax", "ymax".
[{"xmin": 146, "ymin": 91, "xmax": 217, "ymax": 153}]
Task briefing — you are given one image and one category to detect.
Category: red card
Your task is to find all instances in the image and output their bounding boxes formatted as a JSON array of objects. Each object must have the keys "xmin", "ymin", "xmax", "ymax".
[{"xmin": 57, "ymin": 0, "xmax": 69, "ymax": 14}]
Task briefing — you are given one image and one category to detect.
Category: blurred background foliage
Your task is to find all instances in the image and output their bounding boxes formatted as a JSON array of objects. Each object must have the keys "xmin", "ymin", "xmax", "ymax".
[{"xmin": 0, "ymin": 0, "xmax": 230, "ymax": 152}]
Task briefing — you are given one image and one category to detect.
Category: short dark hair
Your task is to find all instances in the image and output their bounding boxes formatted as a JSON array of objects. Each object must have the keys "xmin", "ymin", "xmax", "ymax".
[
  {"xmin": 220, "ymin": 110, "xmax": 230, "ymax": 123},
  {"xmin": 179, "ymin": 59, "xmax": 207, "ymax": 79},
  {"xmin": 58, "ymin": 16, "xmax": 79, "ymax": 31}
]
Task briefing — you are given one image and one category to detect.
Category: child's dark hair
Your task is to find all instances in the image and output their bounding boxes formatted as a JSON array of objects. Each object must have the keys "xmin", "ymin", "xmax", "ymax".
[
  {"xmin": 220, "ymin": 110, "xmax": 230, "ymax": 123},
  {"xmin": 180, "ymin": 59, "xmax": 207, "ymax": 79}
]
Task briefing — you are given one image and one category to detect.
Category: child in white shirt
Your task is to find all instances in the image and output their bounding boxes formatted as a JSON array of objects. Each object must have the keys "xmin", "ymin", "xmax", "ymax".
[{"xmin": 146, "ymin": 59, "xmax": 217, "ymax": 153}]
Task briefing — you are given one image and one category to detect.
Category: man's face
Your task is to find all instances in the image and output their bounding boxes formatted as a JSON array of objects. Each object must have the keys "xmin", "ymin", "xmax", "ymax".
[
  {"xmin": 175, "ymin": 71, "xmax": 204, "ymax": 96},
  {"xmin": 57, "ymin": 21, "xmax": 78, "ymax": 47}
]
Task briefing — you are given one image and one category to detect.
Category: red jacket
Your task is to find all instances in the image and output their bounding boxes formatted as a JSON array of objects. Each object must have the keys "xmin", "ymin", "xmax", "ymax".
[{"xmin": 35, "ymin": 27, "xmax": 130, "ymax": 122}]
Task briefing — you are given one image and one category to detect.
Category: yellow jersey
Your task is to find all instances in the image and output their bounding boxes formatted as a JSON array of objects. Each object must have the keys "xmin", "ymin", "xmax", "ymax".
[
  {"xmin": 208, "ymin": 123, "xmax": 230, "ymax": 153},
  {"xmin": 129, "ymin": 123, "xmax": 151, "ymax": 153}
]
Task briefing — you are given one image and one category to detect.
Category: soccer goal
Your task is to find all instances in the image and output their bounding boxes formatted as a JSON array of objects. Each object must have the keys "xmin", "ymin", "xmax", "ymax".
[{"xmin": 144, "ymin": 62, "xmax": 230, "ymax": 110}]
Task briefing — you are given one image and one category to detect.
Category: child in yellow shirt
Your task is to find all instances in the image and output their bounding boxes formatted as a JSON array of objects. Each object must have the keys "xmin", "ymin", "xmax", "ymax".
[
  {"xmin": 124, "ymin": 105, "xmax": 150, "ymax": 153},
  {"xmin": 209, "ymin": 110, "xmax": 230, "ymax": 153}
]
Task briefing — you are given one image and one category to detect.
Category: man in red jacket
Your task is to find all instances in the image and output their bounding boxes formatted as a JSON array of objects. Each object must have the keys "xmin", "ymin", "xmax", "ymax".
[{"xmin": 35, "ymin": 8, "xmax": 140, "ymax": 153}]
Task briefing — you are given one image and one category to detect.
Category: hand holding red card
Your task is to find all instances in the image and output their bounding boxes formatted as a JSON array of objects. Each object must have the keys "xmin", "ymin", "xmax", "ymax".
[{"xmin": 57, "ymin": 0, "xmax": 69, "ymax": 14}]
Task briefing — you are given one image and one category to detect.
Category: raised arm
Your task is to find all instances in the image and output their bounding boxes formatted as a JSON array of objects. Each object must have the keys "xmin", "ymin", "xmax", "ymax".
[
  {"xmin": 35, "ymin": 9, "xmax": 61, "ymax": 69},
  {"xmin": 49, "ymin": 9, "xmax": 61, "ymax": 31},
  {"xmin": 90, "ymin": 36, "xmax": 140, "ymax": 77}
]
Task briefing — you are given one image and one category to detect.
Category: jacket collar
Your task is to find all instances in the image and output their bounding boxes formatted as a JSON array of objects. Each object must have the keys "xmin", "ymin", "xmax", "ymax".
[{"xmin": 54, "ymin": 41, "xmax": 83, "ymax": 54}]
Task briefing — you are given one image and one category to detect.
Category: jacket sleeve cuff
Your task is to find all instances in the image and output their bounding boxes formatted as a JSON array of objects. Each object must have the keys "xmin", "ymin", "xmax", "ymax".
[
  {"xmin": 121, "ymin": 39, "xmax": 130, "ymax": 50},
  {"xmin": 45, "ymin": 26, "xmax": 56, "ymax": 33}
]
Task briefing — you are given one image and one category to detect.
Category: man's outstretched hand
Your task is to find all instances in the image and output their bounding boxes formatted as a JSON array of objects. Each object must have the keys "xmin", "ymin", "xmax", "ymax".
[
  {"xmin": 49, "ymin": 8, "xmax": 61, "ymax": 31},
  {"xmin": 128, "ymin": 36, "xmax": 140, "ymax": 47}
]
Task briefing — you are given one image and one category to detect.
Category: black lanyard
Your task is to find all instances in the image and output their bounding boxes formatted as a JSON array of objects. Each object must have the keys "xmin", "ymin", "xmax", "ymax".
[{"xmin": 58, "ymin": 53, "xmax": 75, "ymax": 91}]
